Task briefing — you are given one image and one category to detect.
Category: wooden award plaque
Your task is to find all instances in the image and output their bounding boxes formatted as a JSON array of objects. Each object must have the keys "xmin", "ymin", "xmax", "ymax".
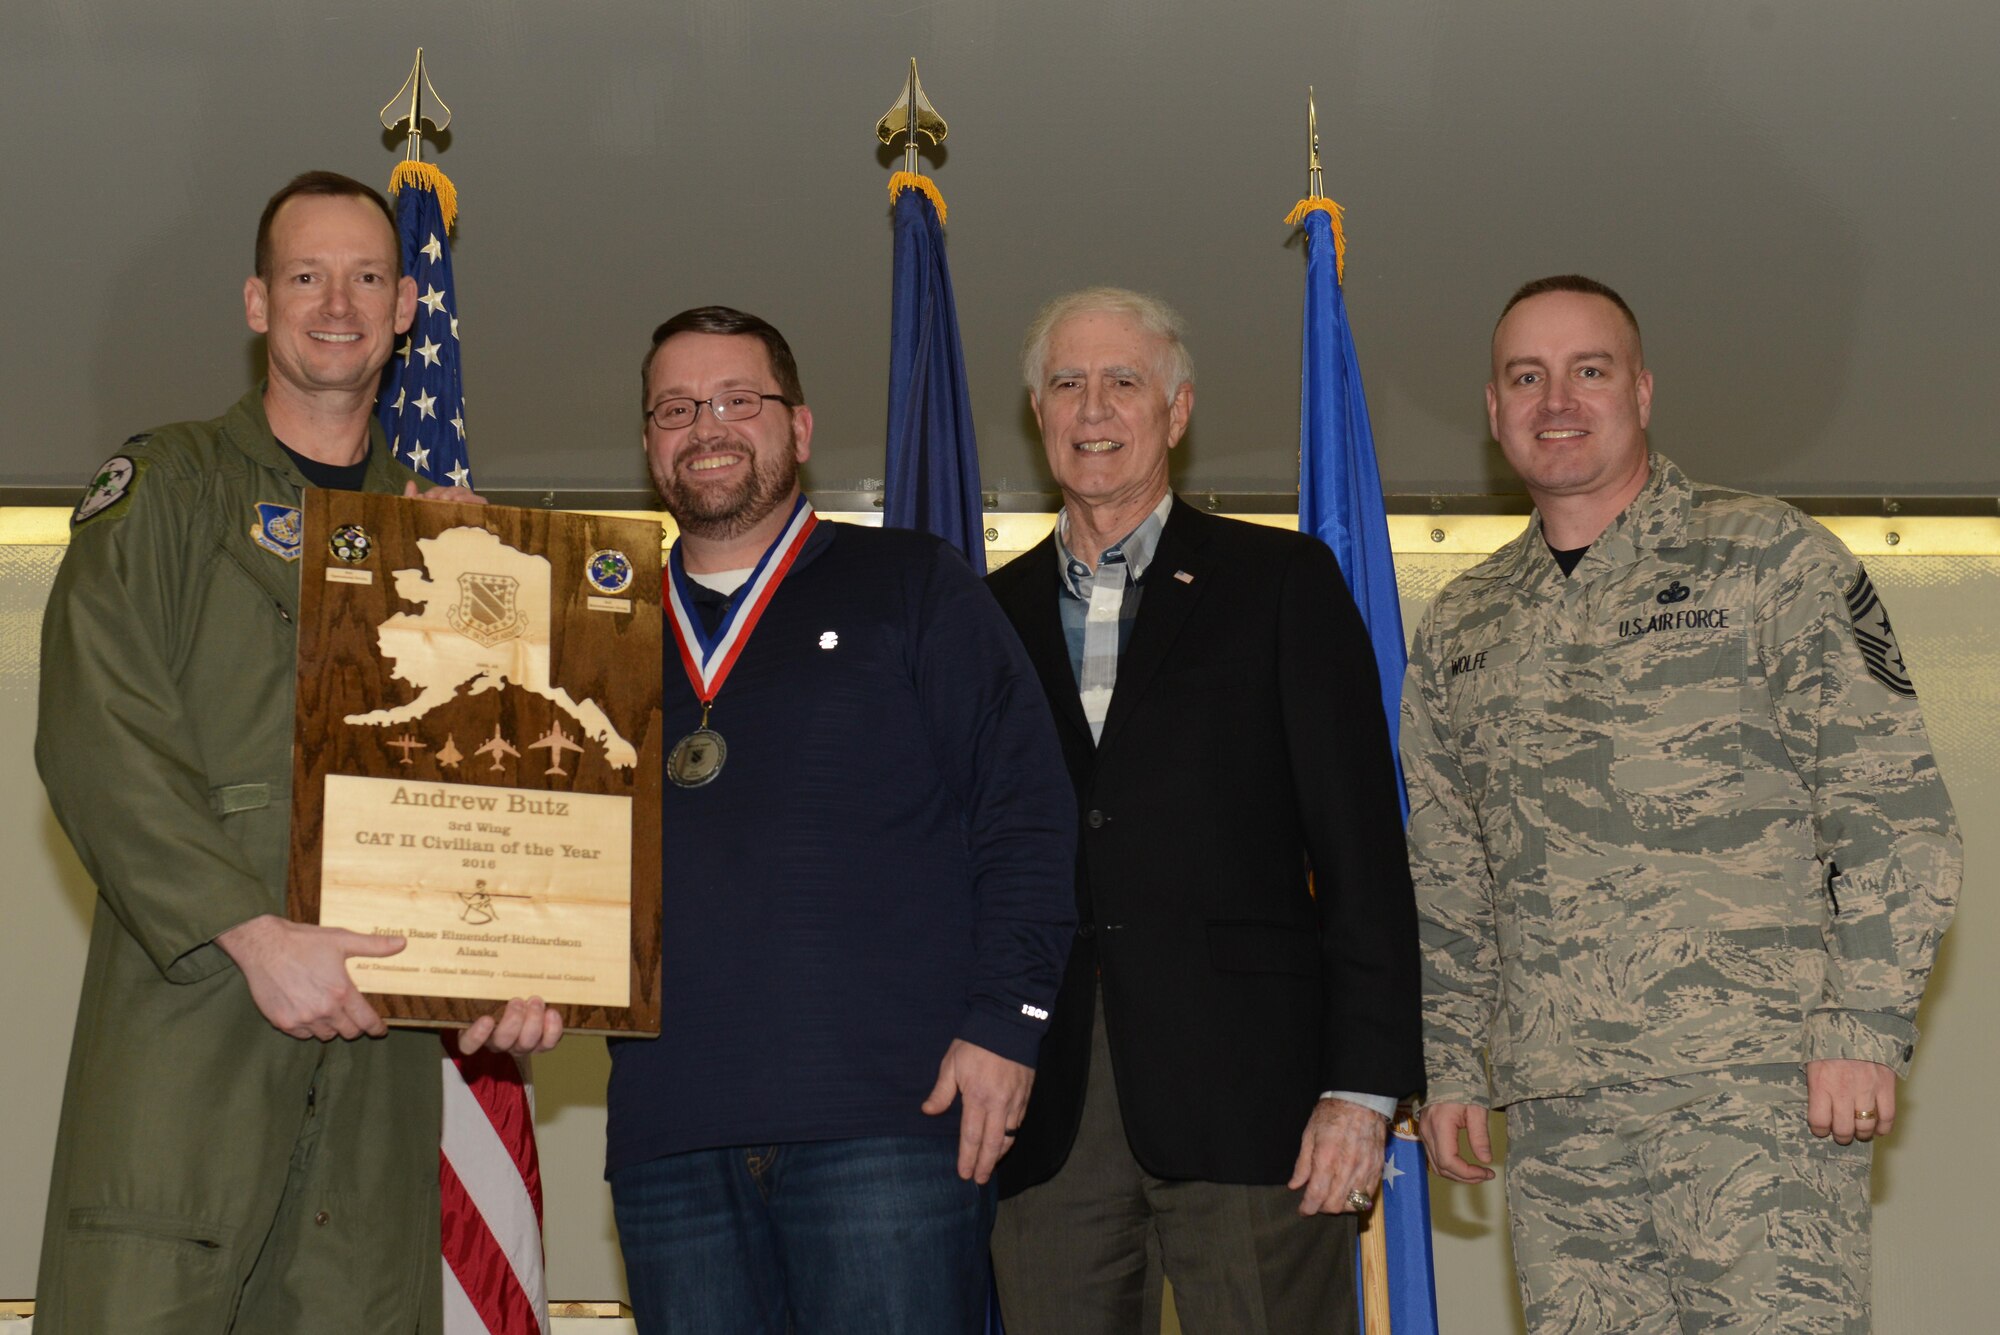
[{"xmin": 288, "ymin": 490, "xmax": 664, "ymax": 1035}]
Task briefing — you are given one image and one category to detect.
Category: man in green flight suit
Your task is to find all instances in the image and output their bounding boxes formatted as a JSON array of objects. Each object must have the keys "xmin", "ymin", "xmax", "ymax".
[
  {"xmin": 1406, "ymin": 275, "xmax": 1961, "ymax": 1332},
  {"xmin": 34, "ymin": 171, "xmax": 557, "ymax": 1333}
]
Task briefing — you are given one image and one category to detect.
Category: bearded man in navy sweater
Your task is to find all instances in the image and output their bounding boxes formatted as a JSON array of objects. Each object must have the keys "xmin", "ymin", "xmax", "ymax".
[{"xmin": 606, "ymin": 306, "xmax": 1076, "ymax": 1334}]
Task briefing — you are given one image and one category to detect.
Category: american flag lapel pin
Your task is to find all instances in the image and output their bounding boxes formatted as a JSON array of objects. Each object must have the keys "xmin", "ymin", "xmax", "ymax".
[{"xmin": 1173, "ymin": 569, "xmax": 1194, "ymax": 584}]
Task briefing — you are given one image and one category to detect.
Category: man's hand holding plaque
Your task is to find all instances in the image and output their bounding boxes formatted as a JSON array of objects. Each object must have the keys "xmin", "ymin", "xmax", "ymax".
[
  {"xmin": 217, "ymin": 913, "xmax": 406, "ymax": 1041},
  {"xmin": 458, "ymin": 995, "xmax": 567, "ymax": 1056}
]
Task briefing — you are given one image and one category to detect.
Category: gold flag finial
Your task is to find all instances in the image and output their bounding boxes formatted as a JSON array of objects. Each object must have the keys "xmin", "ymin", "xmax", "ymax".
[
  {"xmin": 380, "ymin": 48, "xmax": 452, "ymax": 164},
  {"xmin": 876, "ymin": 57, "xmax": 948, "ymax": 176},
  {"xmin": 1307, "ymin": 86, "xmax": 1324, "ymax": 200},
  {"xmin": 1284, "ymin": 86, "xmax": 1346, "ymax": 282}
]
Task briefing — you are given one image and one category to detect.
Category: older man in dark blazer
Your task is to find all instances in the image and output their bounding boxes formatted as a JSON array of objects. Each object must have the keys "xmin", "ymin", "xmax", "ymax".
[{"xmin": 985, "ymin": 287, "xmax": 1423, "ymax": 1334}]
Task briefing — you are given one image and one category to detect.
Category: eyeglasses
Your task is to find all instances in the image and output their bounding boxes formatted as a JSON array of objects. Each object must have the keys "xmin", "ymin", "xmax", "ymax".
[{"xmin": 647, "ymin": 392, "xmax": 794, "ymax": 431}]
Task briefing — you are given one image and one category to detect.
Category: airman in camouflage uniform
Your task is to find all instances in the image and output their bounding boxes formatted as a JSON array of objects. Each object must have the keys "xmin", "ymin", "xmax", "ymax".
[{"xmin": 1406, "ymin": 276, "xmax": 1960, "ymax": 1333}]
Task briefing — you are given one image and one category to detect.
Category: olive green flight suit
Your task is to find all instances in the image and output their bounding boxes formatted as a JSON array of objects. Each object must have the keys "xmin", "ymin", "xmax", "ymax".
[{"xmin": 34, "ymin": 390, "xmax": 443, "ymax": 1334}]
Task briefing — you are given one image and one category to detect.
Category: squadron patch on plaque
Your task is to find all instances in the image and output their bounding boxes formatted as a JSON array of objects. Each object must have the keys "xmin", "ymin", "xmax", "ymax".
[
  {"xmin": 1844, "ymin": 566, "xmax": 1916, "ymax": 697},
  {"xmin": 329, "ymin": 524, "xmax": 374, "ymax": 564},
  {"xmin": 448, "ymin": 571, "xmax": 527, "ymax": 646},
  {"xmin": 251, "ymin": 502, "xmax": 305, "ymax": 561},
  {"xmin": 73, "ymin": 455, "xmax": 139, "ymax": 525},
  {"xmin": 586, "ymin": 549, "xmax": 635, "ymax": 596}
]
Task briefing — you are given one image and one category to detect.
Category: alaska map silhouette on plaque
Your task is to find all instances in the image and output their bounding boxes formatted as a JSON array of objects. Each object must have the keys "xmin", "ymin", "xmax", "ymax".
[{"xmin": 344, "ymin": 525, "xmax": 639, "ymax": 768}]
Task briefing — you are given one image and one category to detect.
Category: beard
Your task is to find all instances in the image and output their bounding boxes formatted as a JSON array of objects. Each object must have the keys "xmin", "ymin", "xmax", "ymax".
[{"xmin": 650, "ymin": 435, "xmax": 801, "ymax": 543}]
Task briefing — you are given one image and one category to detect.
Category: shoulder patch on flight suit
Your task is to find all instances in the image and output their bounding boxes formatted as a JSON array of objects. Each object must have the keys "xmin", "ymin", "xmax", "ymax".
[
  {"xmin": 1844, "ymin": 566, "xmax": 1915, "ymax": 697},
  {"xmin": 251, "ymin": 501, "xmax": 305, "ymax": 561},
  {"xmin": 71, "ymin": 453, "xmax": 145, "ymax": 525}
]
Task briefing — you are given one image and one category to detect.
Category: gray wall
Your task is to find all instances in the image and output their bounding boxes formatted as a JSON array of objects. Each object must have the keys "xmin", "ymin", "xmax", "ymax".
[{"xmin": 3, "ymin": 1, "xmax": 1995, "ymax": 499}]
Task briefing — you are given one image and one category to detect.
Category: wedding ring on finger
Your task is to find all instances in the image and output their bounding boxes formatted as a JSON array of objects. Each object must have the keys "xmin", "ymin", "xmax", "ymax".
[
  {"xmin": 1855, "ymin": 1109, "xmax": 1879, "ymax": 1122},
  {"xmin": 1346, "ymin": 1189, "xmax": 1373, "ymax": 1211}
]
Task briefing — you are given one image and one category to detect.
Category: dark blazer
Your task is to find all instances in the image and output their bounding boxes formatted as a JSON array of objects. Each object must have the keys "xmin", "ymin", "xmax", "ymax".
[{"xmin": 988, "ymin": 497, "xmax": 1423, "ymax": 1193}]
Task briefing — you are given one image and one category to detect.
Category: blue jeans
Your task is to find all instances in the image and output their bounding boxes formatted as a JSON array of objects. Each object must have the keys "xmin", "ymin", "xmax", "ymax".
[{"xmin": 611, "ymin": 1135, "xmax": 996, "ymax": 1334}]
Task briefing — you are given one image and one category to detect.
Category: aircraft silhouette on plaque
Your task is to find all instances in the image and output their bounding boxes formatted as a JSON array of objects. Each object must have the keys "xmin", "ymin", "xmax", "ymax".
[
  {"xmin": 475, "ymin": 723, "xmax": 520, "ymax": 773},
  {"xmin": 530, "ymin": 722, "xmax": 585, "ymax": 777}
]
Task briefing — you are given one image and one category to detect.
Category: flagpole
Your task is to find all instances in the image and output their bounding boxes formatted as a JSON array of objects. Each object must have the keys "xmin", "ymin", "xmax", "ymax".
[
  {"xmin": 876, "ymin": 71, "xmax": 1005, "ymax": 1335},
  {"xmin": 1361, "ymin": 1200, "xmax": 1393, "ymax": 1335},
  {"xmin": 876, "ymin": 57, "xmax": 952, "ymax": 223},
  {"xmin": 876, "ymin": 58, "xmax": 949, "ymax": 173},
  {"xmin": 380, "ymin": 47, "xmax": 452, "ymax": 165},
  {"xmin": 1289, "ymin": 85, "xmax": 1419, "ymax": 1335},
  {"xmin": 376, "ymin": 53, "xmax": 547, "ymax": 1334}
]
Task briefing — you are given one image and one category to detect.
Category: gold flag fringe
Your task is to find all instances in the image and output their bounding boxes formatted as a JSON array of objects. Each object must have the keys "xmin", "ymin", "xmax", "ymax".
[
  {"xmin": 388, "ymin": 160, "xmax": 459, "ymax": 233},
  {"xmin": 888, "ymin": 171, "xmax": 948, "ymax": 225},
  {"xmin": 1284, "ymin": 196, "xmax": 1346, "ymax": 283}
]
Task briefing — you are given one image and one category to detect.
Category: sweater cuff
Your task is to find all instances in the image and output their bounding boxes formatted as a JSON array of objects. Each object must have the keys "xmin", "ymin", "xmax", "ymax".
[
  {"xmin": 957, "ymin": 1007, "xmax": 1047, "ymax": 1069},
  {"xmin": 1804, "ymin": 1010, "xmax": 1918, "ymax": 1077}
]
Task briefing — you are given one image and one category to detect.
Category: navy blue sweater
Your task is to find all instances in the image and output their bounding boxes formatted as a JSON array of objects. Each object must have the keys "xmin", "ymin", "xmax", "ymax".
[{"xmin": 606, "ymin": 522, "xmax": 1077, "ymax": 1172}]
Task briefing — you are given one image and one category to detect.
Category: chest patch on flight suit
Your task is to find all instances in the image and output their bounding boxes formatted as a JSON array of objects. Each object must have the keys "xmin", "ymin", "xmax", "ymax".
[
  {"xmin": 1844, "ymin": 566, "xmax": 1916, "ymax": 697},
  {"xmin": 251, "ymin": 501, "xmax": 304, "ymax": 561},
  {"xmin": 72, "ymin": 452, "xmax": 142, "ymax": 525}
]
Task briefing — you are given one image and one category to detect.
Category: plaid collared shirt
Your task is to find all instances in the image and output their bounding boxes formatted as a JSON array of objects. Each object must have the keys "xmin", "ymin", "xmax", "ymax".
[{"xmin": 1055, "ymin": 491, "xmax": 1173, "ymax": 744}]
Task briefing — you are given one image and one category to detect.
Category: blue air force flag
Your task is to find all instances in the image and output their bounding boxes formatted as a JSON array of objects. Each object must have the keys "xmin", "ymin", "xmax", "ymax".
[
  {"xmin": 1289, "ymin": 192, "xmax": 1439, "ymax": 1335},
  {"xmin": 883, "ymin": 173, "xmax": 985, "ymax": 574},
  {"xmin": 1291, "ymin": 197, "xmax": 1407, "ymax": 816},
  {"xmin": 1380, "ymin": 1120, "xmax": 1442, "ymax": 1334}
]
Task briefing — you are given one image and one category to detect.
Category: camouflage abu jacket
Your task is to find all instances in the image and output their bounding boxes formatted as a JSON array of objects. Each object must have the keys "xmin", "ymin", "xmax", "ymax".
[{"xmin": 1401, "ymin": 454, "xmax": 1960, "ymax": 1108}]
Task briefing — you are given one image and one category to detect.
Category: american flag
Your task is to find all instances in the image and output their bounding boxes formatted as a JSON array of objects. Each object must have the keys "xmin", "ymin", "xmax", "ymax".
[
  {"xmin": 374, "ymin": 160, "xmax": 550, "ymax": 1335},
  {"xmin": 378, "ymin": 161, "xmax": 472, "ymax": 488}
]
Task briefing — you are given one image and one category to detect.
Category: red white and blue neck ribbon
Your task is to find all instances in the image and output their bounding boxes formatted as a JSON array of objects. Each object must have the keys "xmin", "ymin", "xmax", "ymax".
[{"xmin": 664, "ymin": 495, "xmax": 818, "ymax": 705}]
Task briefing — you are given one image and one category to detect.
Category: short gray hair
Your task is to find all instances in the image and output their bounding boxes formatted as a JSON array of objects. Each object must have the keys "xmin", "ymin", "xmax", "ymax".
[{"xmin": 1021, "ymin": 287, "xmax": 1194, "ymax": 405}]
